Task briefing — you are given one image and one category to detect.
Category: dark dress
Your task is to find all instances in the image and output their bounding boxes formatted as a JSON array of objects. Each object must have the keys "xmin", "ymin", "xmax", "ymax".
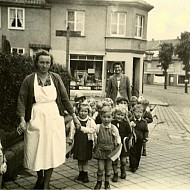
[
  {"xmin": 93, "ymin": 124, "xmax": 116, "ymax": 160},
  {"xmin": 111, "ymin": 120, "xmax": 132, "ymax": 157},
  {"xmin": 129, "ymin": 117, "xmax": 148, "ymax": 169},
  {"xmin": 73, "ymin": 120, "xmax": 93, "ymax": 161}
]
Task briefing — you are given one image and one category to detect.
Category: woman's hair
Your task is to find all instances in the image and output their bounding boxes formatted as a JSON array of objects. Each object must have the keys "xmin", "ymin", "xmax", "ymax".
[
  {"xmin": 113, "ymin": 61, "xmax": 123, "ymax": 69},
  {"xmin": 116, "ymin": 96, "xmax": 128, "ymax": 104},
  {"xmin": 34, "ymin": 50, "xmax": 54, "ymax": 68}
]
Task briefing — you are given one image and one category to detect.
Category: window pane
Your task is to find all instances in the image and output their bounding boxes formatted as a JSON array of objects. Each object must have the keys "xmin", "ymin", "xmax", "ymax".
[
  {"xmin": 119, "ymin": 13, "xmax": 125, "ymax": 24},
  {"xmin": 68, "ymin": 11, "xmax": 74, "ymax": 21},
  {"xmin": 68, "ymin": 22, "xmax": 74, "ymax": 31},
  {"xmin": 76, "ymin": 23, "xmax": 83, "ymax": 33},
  {"xmin": 112, "ymin": 13, "xmax": 117, "ymax": 23},
  {"xmin": 111, "ymin": 24, "xmax": 117, "ymax": 34},
  {"xmin": 119, "ymin": 25, "xmax": 124, "ymax": 35},
  {"xmin": 18, "ymin": 49, "xmax": 24, "ymax": 54},
  {"xmin": 76, "ymin": 11, "xmax": 84, "ymax": 22}
]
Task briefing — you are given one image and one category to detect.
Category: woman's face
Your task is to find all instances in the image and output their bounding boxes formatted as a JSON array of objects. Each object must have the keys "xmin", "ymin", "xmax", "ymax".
[
  {"xmin": 114, "ymin": 64, "xmax": 122, "ymax": 74},
  {"xmin": 37, "ymin": 55, "xmax": 51, "ymax": 74}
]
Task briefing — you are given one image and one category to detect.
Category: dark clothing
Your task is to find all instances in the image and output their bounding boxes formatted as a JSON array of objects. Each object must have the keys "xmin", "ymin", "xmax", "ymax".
[
  {"xmin": 111, "ymin": 120, "xmax": 132, "ymax": 157},
  {"xmin": 17, "ymin": 72, "xmax": 74, "ymax": 122},
  {"xmin": 129, "ymin": 117, "xmax": 148, "ymax": 169},
  {"xmin": 95, "ymin": 113, "xmax": 102, "ymax": 124},
  {"xmin": 106, "ymin": 74, "xmax": 131, "ymax": 103},
  {"xmin": 143, "ymin": 111, "xmax": 153, "ymax": 124},
  {"xmin": 93, "ymin": 124, "xmax": 116, "ymax": 160},
  {"xmin": 73, "ymin": 120, "xmax": 93, "ymax": 161}
]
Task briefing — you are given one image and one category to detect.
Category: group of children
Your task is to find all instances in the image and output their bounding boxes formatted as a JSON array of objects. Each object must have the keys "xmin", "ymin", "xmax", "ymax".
[{"xmin": 66, "ymin": 92, "xmax": 153, "ymax": 190}]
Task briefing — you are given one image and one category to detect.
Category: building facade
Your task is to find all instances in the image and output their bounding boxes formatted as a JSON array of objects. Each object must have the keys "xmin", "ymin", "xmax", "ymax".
[
  {"xmin": 144, "ymin": 39, "xmax": 188, "ymax": 87},
  {"xmin": 0, "ymin": 0, "xmax": 153, "ymax": 96}
]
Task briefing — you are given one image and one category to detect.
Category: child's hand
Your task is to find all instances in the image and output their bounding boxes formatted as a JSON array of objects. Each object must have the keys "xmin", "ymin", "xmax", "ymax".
[
  {"xmin": 130, "ymin": 121, "xmax": 136, "ymax": 128},
  {"xmin": 143, "ymin": 138, "xmax": 148, "ymax": 143},
  {"xmin": 128, "ymin": 137, "xmax": 133, "ymax": 149}
]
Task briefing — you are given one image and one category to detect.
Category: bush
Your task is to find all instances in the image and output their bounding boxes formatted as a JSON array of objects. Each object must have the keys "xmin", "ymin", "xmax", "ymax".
[{"xmin": 0, "ymin": 53, "xmax": 71, "ymax": 133}]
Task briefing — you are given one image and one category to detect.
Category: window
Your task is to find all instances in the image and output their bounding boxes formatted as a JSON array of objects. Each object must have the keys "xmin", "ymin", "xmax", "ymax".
[
  {"xmin": 8, "ymin": 7, "xmax": 25, "ymax": 29},
  {"xmin": 111, "ymin": 12, "xmax": 126, "ymax": 36},
  {"xmin": 178, "ymin": 75, "xmax": 187, "ymax": 84},
  {"xmin": 67, "ymin": 10, "xmax": 85, "ymax": 35},
  {"xmin": 11, "ymin": 47, "xmax": 25, "ymax": 55},
  {"xmin": 135, "ymin": 15, "xmax": 144, "ymax": 38}
]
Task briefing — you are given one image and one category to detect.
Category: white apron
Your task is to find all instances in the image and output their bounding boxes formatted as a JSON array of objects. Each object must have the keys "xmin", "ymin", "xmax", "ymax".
[{"xmin": 24, "ymin": 74, "xmax": 66, "ymax": 171}]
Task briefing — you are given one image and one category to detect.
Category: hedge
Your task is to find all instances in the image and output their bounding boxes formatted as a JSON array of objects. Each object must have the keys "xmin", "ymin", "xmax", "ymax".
[{"xmin": 0, "ymin": 53, "xmax": 72, "ymax": 134}]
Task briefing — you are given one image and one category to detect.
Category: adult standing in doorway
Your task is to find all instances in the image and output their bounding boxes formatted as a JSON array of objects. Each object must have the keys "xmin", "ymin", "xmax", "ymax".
[
  {"xmin": 17, "ymin": 50, "xmax": 81, "ymax": 189},
  {"xmin": 106, "ymin": 61, "xmax": 131, "ymax": 105}
]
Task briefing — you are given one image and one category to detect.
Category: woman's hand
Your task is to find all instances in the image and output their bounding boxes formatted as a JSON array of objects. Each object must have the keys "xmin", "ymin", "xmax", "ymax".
[
  {"xmin": 72, "ymin": 116, "xmax": 81, "ymax": 130},
  {"xmin": 17, "ymin": 117, "xmax": 26, "ymax": 135}
]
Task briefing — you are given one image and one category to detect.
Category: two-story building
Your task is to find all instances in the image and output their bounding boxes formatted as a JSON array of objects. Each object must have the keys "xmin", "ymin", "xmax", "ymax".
[
  {"xmin": 0, "ymin": 0, "xmax": 153, "ymax": 96},
  {"xmin": 143, "ymin": 39, "xmax": 188, "ymax": 87},
  {"xmin": 0, "ymin": 0, "xmax": 51, "ymax": 56}
]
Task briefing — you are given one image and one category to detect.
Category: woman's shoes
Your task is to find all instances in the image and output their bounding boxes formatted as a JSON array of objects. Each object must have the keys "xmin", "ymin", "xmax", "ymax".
[{"xmin": 34, "ymin": 179, "xmax": 44, "ymax": 189}]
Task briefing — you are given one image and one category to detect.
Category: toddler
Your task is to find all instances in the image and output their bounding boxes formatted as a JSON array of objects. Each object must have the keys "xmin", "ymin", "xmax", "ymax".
[
  {"xmin": 129, "ymin": 104, "xmax": 149, "ymax": 173},
  {"xmin": 69, "ymin": 103, "xmax": 96, "ymax": 183},
  {"xmin": 111, "ymin": 106, "xmax": 132, "ymax": 182},
  {"xmin": 94, "ymin": 106, "xmax": 121, "ymax": 189}
]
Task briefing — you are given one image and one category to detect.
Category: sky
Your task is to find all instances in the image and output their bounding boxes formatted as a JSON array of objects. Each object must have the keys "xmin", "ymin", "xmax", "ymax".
[{"xmin": 144, "ymin": 0, "xmax": 190, "ymax": 41}]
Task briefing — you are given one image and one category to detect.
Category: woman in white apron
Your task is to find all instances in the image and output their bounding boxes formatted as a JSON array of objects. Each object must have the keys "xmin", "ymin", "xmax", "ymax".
[{"xmin": 17, "ymin": 51, "xmax": 81, "ymax": 189}]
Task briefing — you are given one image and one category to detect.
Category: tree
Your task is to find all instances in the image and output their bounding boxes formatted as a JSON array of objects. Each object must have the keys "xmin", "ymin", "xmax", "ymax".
[
  {"xmin": 158, "ymin": 42, "xmax": 174, "ymax": 89},
  {"xmin": 175, "ymin": 32, "xmax": 190, "ymax": 93}
]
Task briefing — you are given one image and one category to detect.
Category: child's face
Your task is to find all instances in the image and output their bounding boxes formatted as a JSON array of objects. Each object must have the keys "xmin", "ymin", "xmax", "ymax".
[
  {"xmin": 118, "ymin": 100, "xmax": 128, "ymax": 106},
  {"xmin": 134, "ymin": 109, "xmax": 143, "ymax": 119},
  {"xmin": 131, "ymin": 99, "xmax": 137, "ymax": 106},
  {"xmin": 101, "ymin": 111, "xmax": 112, "ymax": 126},
  {"xmin": 91, "ymin": 105, "xmax": 96, "ymax": 114},
  {"xmin": 115, "ymin": 111, "xmax": 125, "ymax": 122},
  {"xmin": 78, "ymin": 107, "xmax": 89, "ymax": 119}
]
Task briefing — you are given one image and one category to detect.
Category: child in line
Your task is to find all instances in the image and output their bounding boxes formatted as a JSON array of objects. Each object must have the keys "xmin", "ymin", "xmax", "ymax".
[
  {"xmin": 94, "ymin": 106, "xmax": 121, "ymax": 189},
  {"xmin": 141, "ymin": 99, "xmax": 153, "ymax": 156},
  {"xmin": 111, "ymin": 106, "xmax": 132, "ymax": 182},
  {"xmin": 95, "ymin": 100, "xmax": 103, "ymax": 124},
  {"xmin": 69, "ymin": 103, "xmax": 96, "ymax": 183},
  {"xmin": 129, "ymin": 104, "xmax": 149, "ymax": 173}
]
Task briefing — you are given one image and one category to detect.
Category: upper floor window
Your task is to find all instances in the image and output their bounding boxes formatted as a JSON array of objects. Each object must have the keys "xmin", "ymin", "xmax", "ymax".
[
  {"xmin": 111, "ymin": 12, "xmax": 126, "ymax": 36},
  {"xmin": 8, "ymin": 7, "xmax": 25, "ymax": 30},
  {"xmin": 135, "ymin": 15, "xmax": 144, "ymax": 38},
  {"xmin": 11, "ymin": 47, "xmax": 25, "ymax": 55},
  {"xmin": 66, "ymin": 10, "xmax": 85, "ymax": 35}
]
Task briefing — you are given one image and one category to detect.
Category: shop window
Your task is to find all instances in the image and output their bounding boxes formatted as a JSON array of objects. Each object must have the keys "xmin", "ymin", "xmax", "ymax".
[
  {"xmin": 11, "ymin": 47, "xmax": 25, "ymax": 55},
  {"xmin": 135, "ymin": 15, "xmax": 144, "ymax": 38},
  {"xmin": 67, "ymin": 10, "xmax": 85, "ymax": 35},
  {"xmin": 8, "ymin": 7, "xmax": 25, "ymax": 30},
  {"xmin": 111, "ymin": 12, "xmax": 126, "ymax": 36}
]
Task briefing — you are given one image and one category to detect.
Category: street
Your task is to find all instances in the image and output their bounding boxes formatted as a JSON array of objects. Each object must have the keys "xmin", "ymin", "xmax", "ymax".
[{"xmin": 3, "ymin": 84, "xmax": 190, "ymax": 190}]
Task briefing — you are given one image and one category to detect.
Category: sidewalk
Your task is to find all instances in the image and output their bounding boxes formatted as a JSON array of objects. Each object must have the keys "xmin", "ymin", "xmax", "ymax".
[{"xmin": 3, "ymin": 98, "xmax": 190, "ymax": 190}]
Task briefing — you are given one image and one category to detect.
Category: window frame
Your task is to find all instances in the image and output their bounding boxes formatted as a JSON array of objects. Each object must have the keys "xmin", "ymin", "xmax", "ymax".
[
  {"xmin": 135, "ymin": 14, "xmax": 144, "ymax": 38},
  {"xmin": 66, "ymin": 10, "xmax": 85, "ymax": 36},
  {"xmin": 8, "ymin": 7, "xmax": 25, "ymax": 30},
  {"xmin": 11, "ymin": 47, "xmax": 25, "ymax": 55},
  {"xmin": 110, "ymin": 12, "xmax": 126, "ymax": 36}
]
